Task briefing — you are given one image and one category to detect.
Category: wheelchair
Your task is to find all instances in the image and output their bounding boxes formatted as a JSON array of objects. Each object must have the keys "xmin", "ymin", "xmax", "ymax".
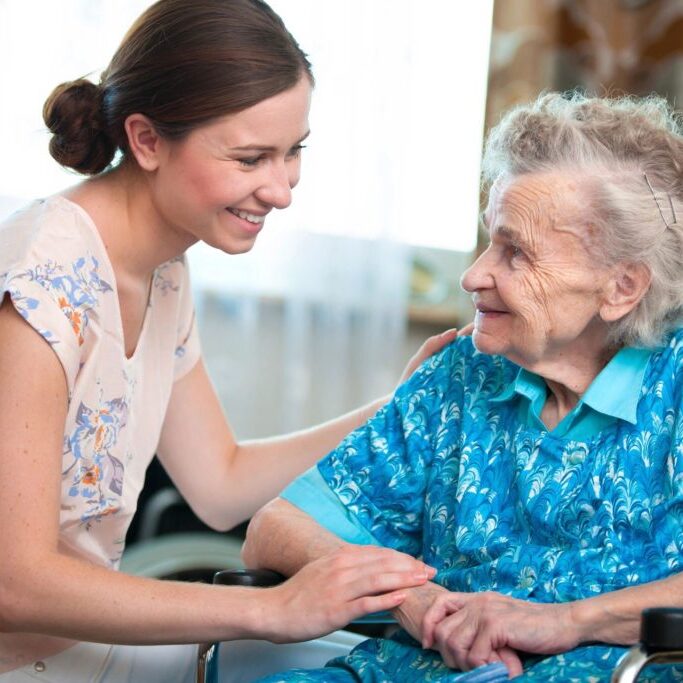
[
  {"xmin": 611, "ymin": 608, "xmax": 683, "ymax": 682},
  {"xmin": 196, "ymin": 570, "xmax": 683, "ymax": 683}
]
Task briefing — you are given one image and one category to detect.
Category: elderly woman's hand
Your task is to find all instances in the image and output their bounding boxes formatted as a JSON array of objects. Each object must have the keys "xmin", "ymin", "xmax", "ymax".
[
  {"xmin": 421, "ymin": 591, "xmax": 581, "ymax": 677},
  {"xmin": 397, "ymin": 325, "xmax": 473, "ymax": 386},
  {"xmin": 390, "ymin": 581, "xmax": 450, "ymax": 643}
]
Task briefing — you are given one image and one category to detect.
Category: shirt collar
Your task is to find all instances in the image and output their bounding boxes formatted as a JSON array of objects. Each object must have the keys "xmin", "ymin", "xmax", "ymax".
[
  {"xmin": 581, "ymin": 346, "xmax": 652, "ymax": 424},
  {"xmin": 491, "ymin": 346, "xmax": 653, "ymax": 425}
]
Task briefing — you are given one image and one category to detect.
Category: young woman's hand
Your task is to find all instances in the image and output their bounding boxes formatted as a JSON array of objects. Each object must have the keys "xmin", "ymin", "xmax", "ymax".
[
  {"xmin": 421, "ymin": 591, "xmax": 580, "ymax": 677},
  {"xmin": 397, "ymin": 324, "xmax": 474, "ymax": 386},
  {"xmin": 261, "ymin": 544, "xmax": 436, "ymax": 643}
]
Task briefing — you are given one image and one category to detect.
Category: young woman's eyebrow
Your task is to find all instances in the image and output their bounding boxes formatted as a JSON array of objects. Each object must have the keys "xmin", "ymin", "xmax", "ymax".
[{"xmin": 228, "ymin": 130, "xmax": 310, "ymax": 152}]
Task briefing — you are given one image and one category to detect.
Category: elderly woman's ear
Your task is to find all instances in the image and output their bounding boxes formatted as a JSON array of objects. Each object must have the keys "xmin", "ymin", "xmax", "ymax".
[{"xmin": 598, "ymin": 262, "xmax": 651, "ymax": 323}]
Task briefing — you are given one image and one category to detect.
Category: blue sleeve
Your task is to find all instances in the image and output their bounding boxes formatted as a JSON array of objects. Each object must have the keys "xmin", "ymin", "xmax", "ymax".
[
  {"xmin": 281, "ymin": 467, "xmax": 380, "ymax": 546},
  {"xmin": 286, "ymin": 341, "xmax": 462, "ymax": 558}
]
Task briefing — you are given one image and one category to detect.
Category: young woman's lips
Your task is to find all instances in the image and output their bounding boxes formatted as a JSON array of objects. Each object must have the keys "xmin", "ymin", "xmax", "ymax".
[{"xmin": 226, "ymin": 208, "xmax": 266, "ymax": 235}]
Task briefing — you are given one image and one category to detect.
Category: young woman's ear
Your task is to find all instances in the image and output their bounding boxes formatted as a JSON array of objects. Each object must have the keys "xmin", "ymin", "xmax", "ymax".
[
  {"xmin": 124, "ymin": 114, "xmax": 163, "ymax": 171},
  {"xmin": 599, "ymin": 262, "xmax": 651, "ymax": 323}
]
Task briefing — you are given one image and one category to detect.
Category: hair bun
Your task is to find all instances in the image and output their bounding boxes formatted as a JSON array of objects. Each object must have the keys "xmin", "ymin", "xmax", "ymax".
[{"xmin": 43, "ymin": 79, "xmax": 117, "ymax": 175}]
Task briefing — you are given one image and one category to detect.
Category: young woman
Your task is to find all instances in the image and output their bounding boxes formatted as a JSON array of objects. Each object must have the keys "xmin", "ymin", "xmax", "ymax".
[{"xmin": 0, "ymin": 1, "xmax": 452, "ymax": 680}]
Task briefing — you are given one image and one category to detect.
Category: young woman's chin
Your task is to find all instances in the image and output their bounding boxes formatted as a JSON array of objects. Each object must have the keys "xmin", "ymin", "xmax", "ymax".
[{"xmin": 205, "ymin": 233, "xmax": 259, "ymax": 255}]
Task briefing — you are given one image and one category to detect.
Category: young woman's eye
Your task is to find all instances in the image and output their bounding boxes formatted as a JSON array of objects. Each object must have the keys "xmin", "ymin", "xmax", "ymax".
[
  {"xmin": 287, "ymin": 144, "xmax": 306, "ymax": 159},
  {"xmin": 238, "ymin": 155, "xmax": 264, "ymax": 168}
]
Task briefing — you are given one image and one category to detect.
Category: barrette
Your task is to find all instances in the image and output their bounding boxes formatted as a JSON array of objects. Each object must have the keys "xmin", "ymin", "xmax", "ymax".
[{"xmin": 644, "ymin": 173, "xmax": 677, "ymax": 228}]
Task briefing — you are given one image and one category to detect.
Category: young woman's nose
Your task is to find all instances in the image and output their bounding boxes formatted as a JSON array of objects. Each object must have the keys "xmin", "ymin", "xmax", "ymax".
[
  {"xmin": 460, "ymin": 247, "xmax": 495, "ymax": 293},
  {"xmin": 256, "ymin": 160, "xmax": 296, "ymax": 209}
]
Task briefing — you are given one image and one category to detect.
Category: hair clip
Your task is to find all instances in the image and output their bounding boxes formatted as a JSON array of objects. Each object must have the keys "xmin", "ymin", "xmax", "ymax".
[{"xmin": 644, "ymin": 173, "xmax": 677, "ymax": 228}]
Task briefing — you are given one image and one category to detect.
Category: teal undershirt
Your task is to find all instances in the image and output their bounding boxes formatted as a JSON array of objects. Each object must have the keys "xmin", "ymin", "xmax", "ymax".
[
  {"xmin": 490, "ymin": 345, "xmax": 652, "ymax": 439},
  {"xmin": 281, "ymin": 345, "xmax": 654, "ymax": 545}
]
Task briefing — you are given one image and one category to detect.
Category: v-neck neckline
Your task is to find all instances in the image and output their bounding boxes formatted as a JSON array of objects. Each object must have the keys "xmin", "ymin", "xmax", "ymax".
[{"xmin": 52, "ymin": 196, "xmax": 156, "ymax": 364}]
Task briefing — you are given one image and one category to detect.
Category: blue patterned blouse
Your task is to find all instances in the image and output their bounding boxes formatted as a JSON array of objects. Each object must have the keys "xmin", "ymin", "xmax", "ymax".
[{"xmin": 265, "ymin": 331, "xmax": 683, "ymax": 682}]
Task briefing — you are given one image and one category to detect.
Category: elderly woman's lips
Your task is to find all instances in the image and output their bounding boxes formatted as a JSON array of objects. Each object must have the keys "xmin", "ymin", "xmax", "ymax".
[
  {"xmin": 475, "ymin": 309, "xmax": 508, "ymax": 323},
  {"xmin": 476, "ymin": 305, "xmax": 507, "ymax": 313}
]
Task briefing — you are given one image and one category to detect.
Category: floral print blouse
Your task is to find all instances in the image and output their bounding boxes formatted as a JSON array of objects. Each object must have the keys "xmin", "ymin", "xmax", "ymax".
[{"xmin": 0, "ymin": 196, "xmax": 200, "ymax": 569}]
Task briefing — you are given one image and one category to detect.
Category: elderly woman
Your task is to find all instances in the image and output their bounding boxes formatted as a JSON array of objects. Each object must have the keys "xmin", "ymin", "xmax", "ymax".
[{"xmin": 242, "ymin": 92, "xmax": 683, "ymax": 682}]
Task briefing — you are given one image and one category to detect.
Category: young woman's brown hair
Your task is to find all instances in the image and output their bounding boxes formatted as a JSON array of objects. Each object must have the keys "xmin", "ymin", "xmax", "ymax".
[{"xmin": 43, "ymin": 0, "xmax": 313, "ymax": 175}]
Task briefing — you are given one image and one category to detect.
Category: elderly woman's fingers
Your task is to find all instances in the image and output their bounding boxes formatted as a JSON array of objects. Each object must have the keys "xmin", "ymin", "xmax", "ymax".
[
  {"xmin": 432, "ymin": 609, "xmax": 476, "ymax": 669},
  {"xmin": 466, "ymin": 624, "xmax": 518, "ymax": 673},
  {"xmin": 421, "ymin": 592, "xmax": 467, "ymax": 648},
  {"xmin": 397, "ymin": 328, "xmax": 459, "ymax": 384},
  {"xmin": 498, "ymin": 647, "xmax": 523, "ymax": 678}
]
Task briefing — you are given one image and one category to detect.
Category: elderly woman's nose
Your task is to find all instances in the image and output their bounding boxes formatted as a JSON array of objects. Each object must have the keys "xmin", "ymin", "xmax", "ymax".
[{"xmin": 460, "ymin": 251, "xmax": 494, "ymax": 293}]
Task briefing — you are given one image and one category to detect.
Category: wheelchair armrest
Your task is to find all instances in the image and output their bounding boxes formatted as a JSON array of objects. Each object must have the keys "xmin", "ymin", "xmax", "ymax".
[
  {"xmin": 612, "ymin": 608, "xmax": 683, "ymax": 683},
  {"xmin": 213, "ymin": 568, "xmax": 285, "ymax": 588},
  {"xmin": 641, "ymin": 607, "xmax": 683, "ymax": 652}
]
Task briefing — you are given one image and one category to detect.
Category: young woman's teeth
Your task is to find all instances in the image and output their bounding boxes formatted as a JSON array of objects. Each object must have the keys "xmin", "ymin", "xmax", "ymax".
[{"xmin": 228, "ymin": 208, "xmax": 265, "ymax": 224}]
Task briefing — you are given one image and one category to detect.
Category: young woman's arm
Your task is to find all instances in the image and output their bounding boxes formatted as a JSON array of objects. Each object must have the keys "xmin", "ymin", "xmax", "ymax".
[
  {"xmin": 0, "ymin": 299, "xmax": 431, "ymax": 645},
  {"xmin": 156, "ymin": 329, "xmax": 459, "ymax": 531}
]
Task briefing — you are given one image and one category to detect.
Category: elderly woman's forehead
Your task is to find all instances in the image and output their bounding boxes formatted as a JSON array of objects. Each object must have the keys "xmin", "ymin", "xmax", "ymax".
[{"xmin": 488, "ymin": 173, "xmax": 587, "ymax": 220}]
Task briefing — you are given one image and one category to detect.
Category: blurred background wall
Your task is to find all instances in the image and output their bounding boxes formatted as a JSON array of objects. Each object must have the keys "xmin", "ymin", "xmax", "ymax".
[{"xmin": 483, "ymin": 0, "xmax": 682, "ymax": 250}]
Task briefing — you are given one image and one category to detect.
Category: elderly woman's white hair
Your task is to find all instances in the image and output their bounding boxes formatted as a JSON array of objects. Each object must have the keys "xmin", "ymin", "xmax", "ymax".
[{"xmin": 482, "ymin": 91, "xmax": 683, "ymax": 349}]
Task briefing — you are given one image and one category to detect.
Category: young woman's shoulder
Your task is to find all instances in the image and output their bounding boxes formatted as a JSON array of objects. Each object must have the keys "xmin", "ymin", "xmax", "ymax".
[
  {"xmin": 0, "ymin": 196, "xmax": 116, "ymax": 397},
  {"xmin": 0, "ymin": 196, "xmax": 106, "ymax": 274}
]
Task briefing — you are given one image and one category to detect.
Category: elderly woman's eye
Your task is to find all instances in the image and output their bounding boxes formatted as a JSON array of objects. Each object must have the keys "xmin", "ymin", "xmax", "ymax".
[{"xmin": 510, "ymin": 245, "xmax": 525, "ymax": 259}]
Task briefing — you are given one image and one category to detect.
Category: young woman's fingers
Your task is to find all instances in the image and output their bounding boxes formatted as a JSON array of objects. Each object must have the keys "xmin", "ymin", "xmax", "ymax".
[
  {"xmin": 346, "ymin": 590, "xmax": 408, "ymax": 620},
  {"xmin": 397, "ymin": 328, "xmax": 460, "ymax": 384},
  {"xmin": 329, "ymin": 551, "xmax": 435, "ymax": 594},
  {"xmin": 457, "ymin": 322, "xmax": 474, "ymax": 336},
  {"xmin": 342, "ymin": 568, "xmax": 434, "ymax": 599}
]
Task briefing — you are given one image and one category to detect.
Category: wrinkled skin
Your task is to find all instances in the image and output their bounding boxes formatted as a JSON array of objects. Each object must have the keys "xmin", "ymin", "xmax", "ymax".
[
  {"xmin": 420, "ymin": 590, "xmax": 579, "ymax": 677},
  {"xmin": 460, "ymin": 172, "xmax": 614, "ymax": 393}
]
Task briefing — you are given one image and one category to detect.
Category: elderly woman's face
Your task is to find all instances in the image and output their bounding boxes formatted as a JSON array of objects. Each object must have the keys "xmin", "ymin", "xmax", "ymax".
[{"xmin": 461, "ymin": 172, "xmax": 610, "ymax": 369}]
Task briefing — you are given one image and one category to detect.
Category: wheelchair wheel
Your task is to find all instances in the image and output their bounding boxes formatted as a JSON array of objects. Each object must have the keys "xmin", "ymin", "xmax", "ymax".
[{"xmin": 120, "ymin": 532, "xmax": 244, "ymax": 582}]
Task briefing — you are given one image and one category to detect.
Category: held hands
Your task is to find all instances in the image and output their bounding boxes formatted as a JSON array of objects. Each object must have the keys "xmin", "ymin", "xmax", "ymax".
[
  {"xmin": 420, "ymin": 591, "xmax": 581, "ymax": 678},
  {"xmin": 265, "ymin": 544, "xmax": 436, "ymax": 644},
  {"xmin": 397, "ymin": 325, "xmax": 474, "ymax": 386},
  {"xmin": 390, "ymin": 581, "xmax": 449, "ymax": 642}
]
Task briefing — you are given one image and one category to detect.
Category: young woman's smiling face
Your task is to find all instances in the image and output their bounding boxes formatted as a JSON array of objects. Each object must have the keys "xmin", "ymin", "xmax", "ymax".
[
  {"xmin": 460, "ymin": 172, "xmax": 612, "ymax": 371},
  {"xmin": 148, "ymin": 76, "xmax": 312, "ymax": 254}
]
